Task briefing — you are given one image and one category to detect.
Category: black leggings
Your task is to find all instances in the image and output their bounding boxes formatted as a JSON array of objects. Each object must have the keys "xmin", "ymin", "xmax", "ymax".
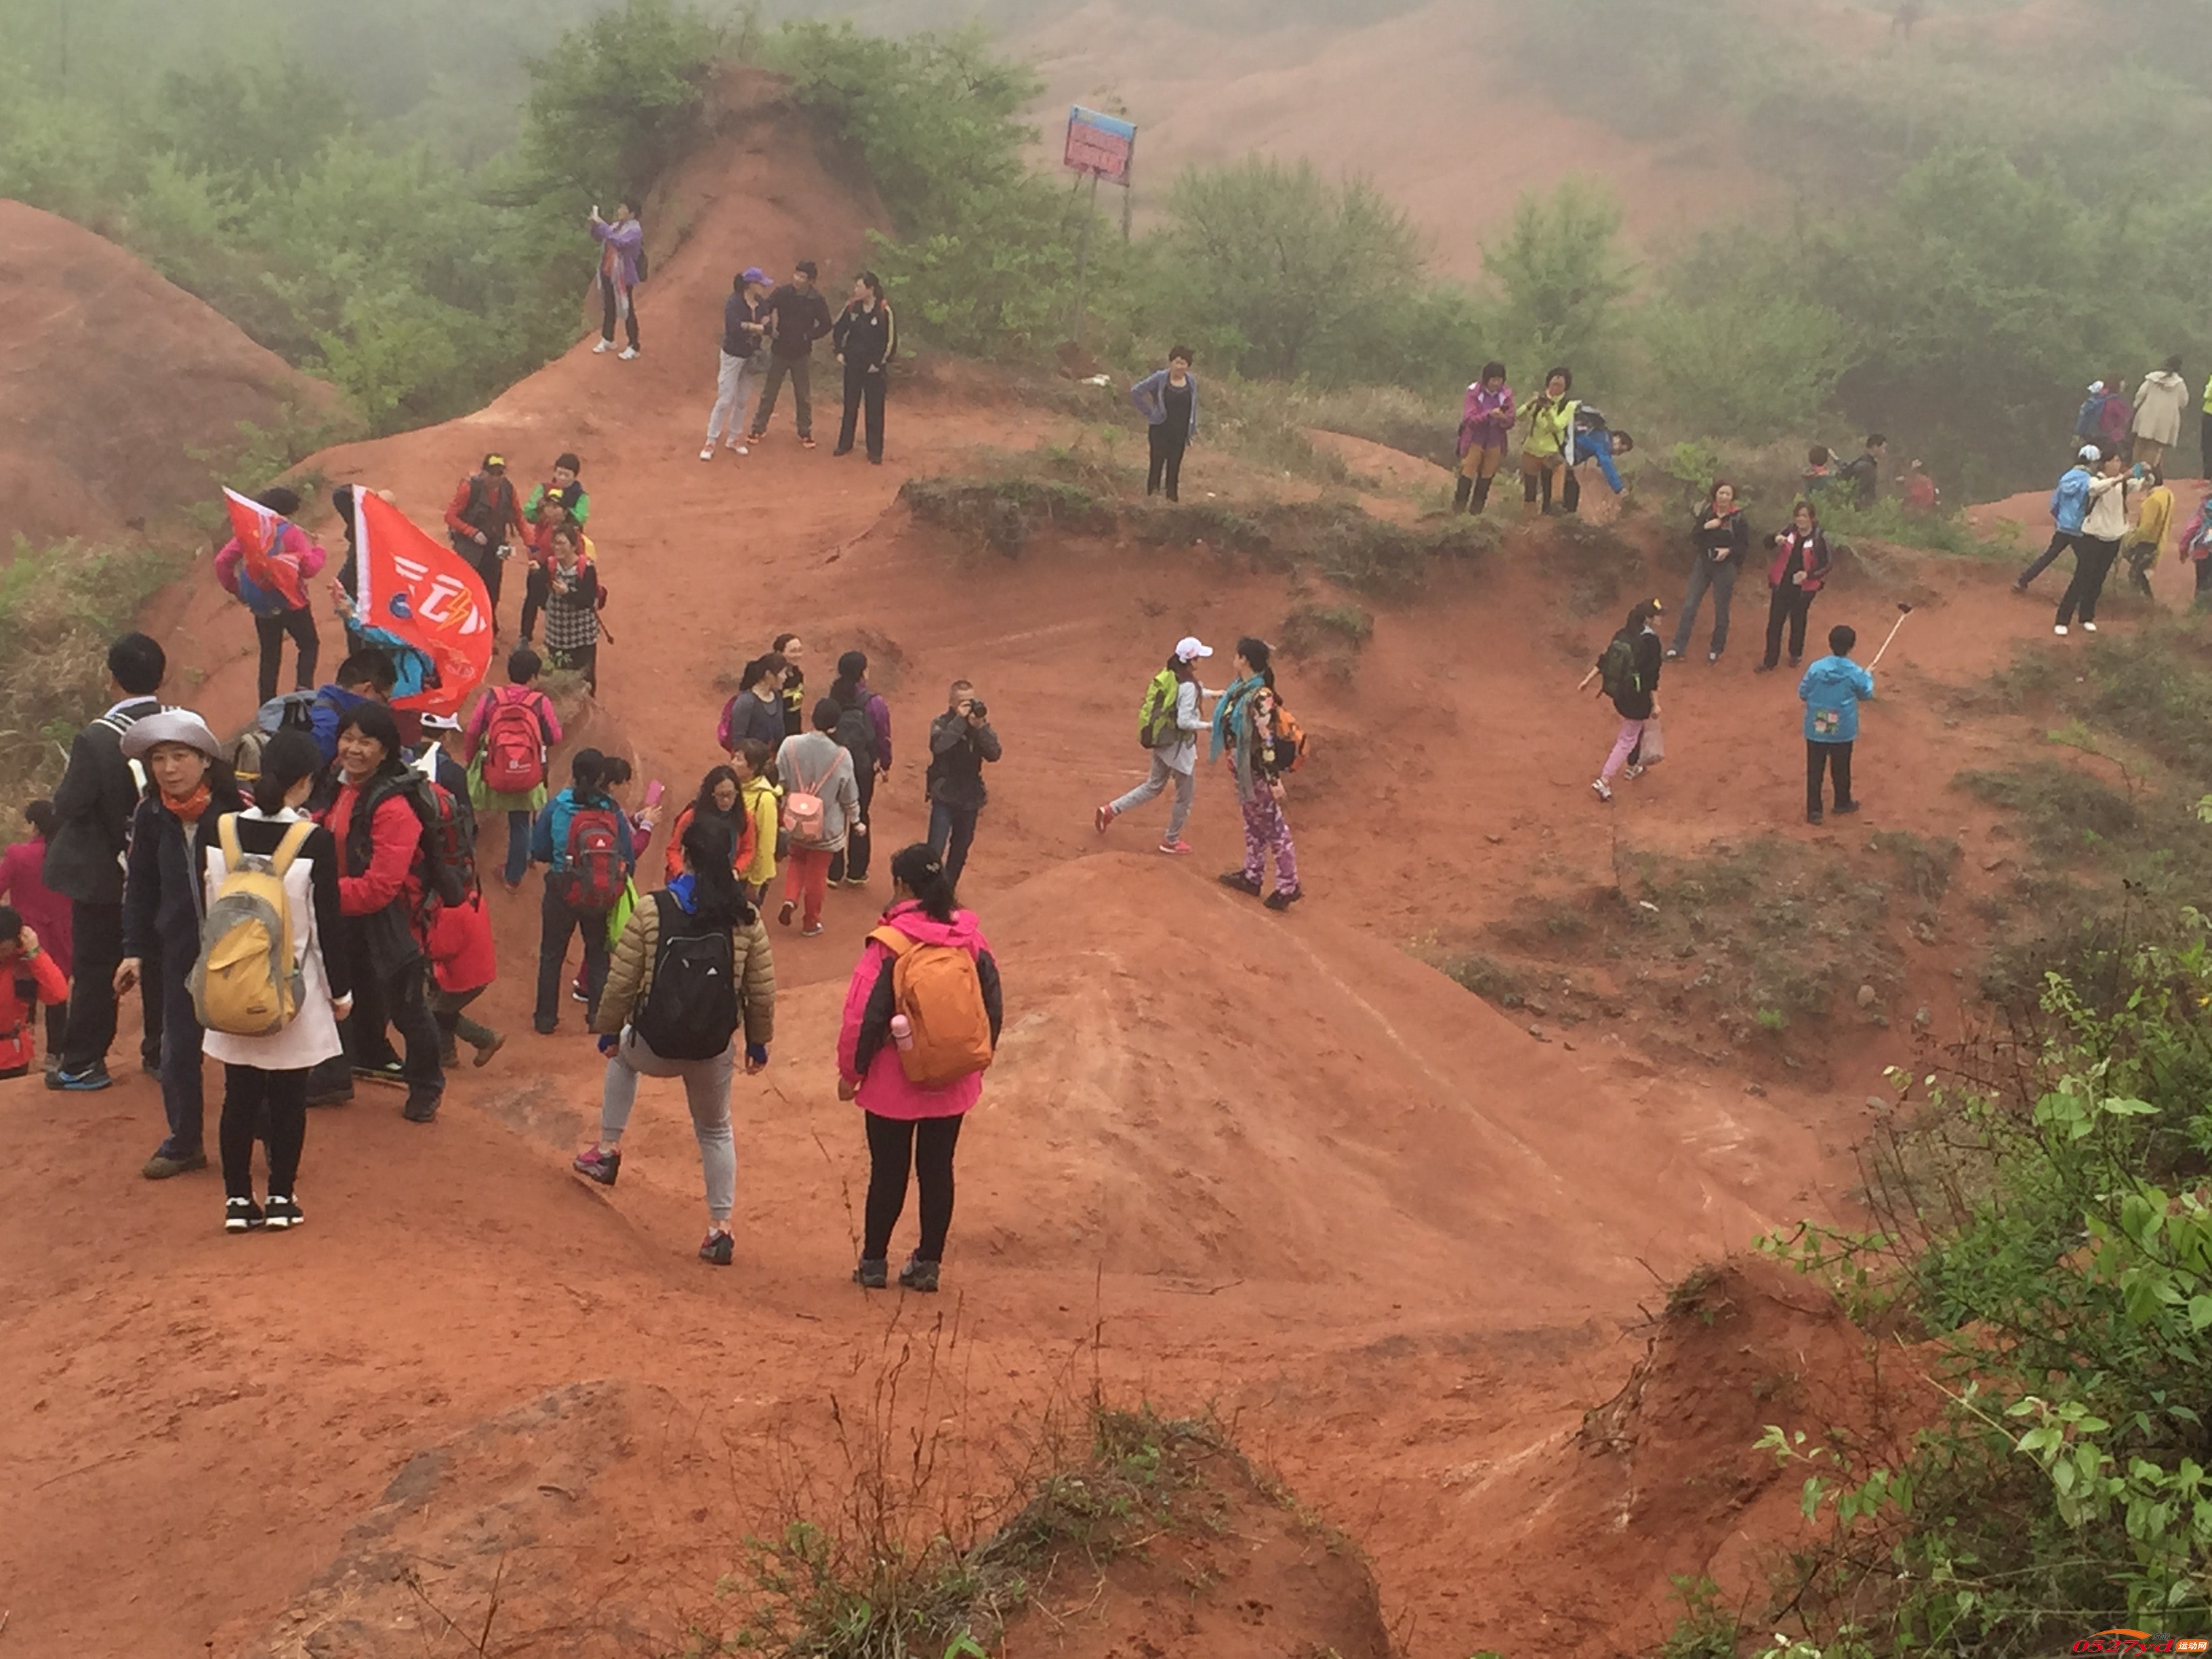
[
  {"xmin": 1763, "ymin": 584, "xmax": 1817, "ymax": 667},
  {"xmin": 252, "ymin": 607, "xmax": 319, "ymax": 705},
  {"xmin": 1146, "ymin": 424, "xmax": 1187, "ymax": 501},
  {"xmin": 1807, "ymin": 739, "xmax": 1854, "ymax": 816},
  {"xmin": 863, "ymin": 1111, "xmax": 963, "ymax": 1263},
  {"xmin": 220, "ymin": 1064, "xmax": 309, "ymax": 1199}
]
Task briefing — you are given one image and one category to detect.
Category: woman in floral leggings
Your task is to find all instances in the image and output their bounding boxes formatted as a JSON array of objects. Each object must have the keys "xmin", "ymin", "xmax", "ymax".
[{"xmin": 1212, "ymin": 639, "xmax": 1302, "ymax": 912}]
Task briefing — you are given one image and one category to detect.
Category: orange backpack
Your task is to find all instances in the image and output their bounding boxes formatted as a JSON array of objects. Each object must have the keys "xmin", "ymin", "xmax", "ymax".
[{"xmin": 867, "ymin": 928, "xmax": 994, "ymax": 1088}]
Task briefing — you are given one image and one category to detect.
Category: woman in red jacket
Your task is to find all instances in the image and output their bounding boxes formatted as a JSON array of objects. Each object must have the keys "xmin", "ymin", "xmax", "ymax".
[
  {"xmin": 1755, "ymin": 501, "xmax": 1833, "ymax": 674},
  {"xmin": 319, "ymin": 702, "xmax": 445, "ymax": 1122},
  {"xmin": 0, "ymin": 907, "xmax": 68, "ymax": 1080},
  {"xmin": 0, "ymin": 801, "xmax": 70, "ymax": 1072}
]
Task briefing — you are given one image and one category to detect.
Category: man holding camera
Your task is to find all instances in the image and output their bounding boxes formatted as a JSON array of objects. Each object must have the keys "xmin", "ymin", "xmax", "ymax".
[{"xmin": 925, "ymin": 680, "xmax": 1000, "ymax": 891}]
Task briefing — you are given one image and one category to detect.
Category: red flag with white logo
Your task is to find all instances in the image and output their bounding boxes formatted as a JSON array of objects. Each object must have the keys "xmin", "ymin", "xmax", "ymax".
[
  {"xmin": 354, "ymin": 489, "xmax": 493, "ymax": 717},
  {"xmin": 221, "ymin": 486, "xmax": 310, "ymax": 610}
]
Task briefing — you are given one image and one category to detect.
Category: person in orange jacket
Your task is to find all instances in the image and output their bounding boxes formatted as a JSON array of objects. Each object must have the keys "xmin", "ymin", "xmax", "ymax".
[{"xmin": 0, "ymin": 907, "xmax": 69, "ymax": 1080}]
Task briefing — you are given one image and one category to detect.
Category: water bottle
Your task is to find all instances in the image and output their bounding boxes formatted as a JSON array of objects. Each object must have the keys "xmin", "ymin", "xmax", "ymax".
[{"xmin": 890, "ymin": 1014, "xmax": 915, "ymax": 1052}]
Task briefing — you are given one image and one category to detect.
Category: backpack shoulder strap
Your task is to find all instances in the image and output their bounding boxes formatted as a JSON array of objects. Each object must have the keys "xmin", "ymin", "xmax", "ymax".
[
  {"xmin": 269, "ymin": 817, "xmax": 316, "ymax": 878},
  {"xmin": 218, "ymin": 813, "xmax": 245, "ymax": 869},
  {"xmin": 867, "ymin": 926, "xmax": 915, "ymax": 959}
]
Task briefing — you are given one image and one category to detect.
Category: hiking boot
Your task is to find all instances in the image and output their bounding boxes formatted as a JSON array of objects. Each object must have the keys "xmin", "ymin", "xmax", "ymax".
[
  {"xmin": 618, "ymin": 346, "xmax": 639, "ymax": 361},
  {"xmin": 46, "ymin": 1063, "xmax": 112, "ymax": 1092},
  {"xmin": 1591, "ymin": 777, "xmax": 1613, "ymax": 802},
  {"xmin": 401, "ymin": 1095, "xmax": 439, "ymax": 1124},
  {"xmin": 225, "ymin": 1196, "xmax": 264, "ymax": 1234},
  {"xmin": 1158, "ymin": 839, "xmax": 1193, "ymax": 856},
  {"xmin": 777, "ymin": 900, "xmax": 796, "ymax": 928},
  {"xmin": 1807, "ymin": 808, "xmax": 1825, "ymax": 825},
  {"xmin": 699, "ymin": 1229, "xmax": 735, "ymax": 1267},
  {"xmin": 898, "ymin": 1255, "xmax": 941, "ymax": 1293},
  {"xmin": 472, "ymin": 1031, "xmax": 506, "ymax": 1068},
  {"xmin": 1094, "ymin": 803, "xmax": 1117, "ymax": 834},
  {"xmin": 1217, "ymin": 871, "xmax": 1262, "ymax": 896},
  {"xmin": 1262, "ymin": 886, "xmax": 1304, "ymax": 912},
  {"xmin": 853, "ymin": 1257, "xmax": 888, "ymax": 1289},
  {"xmin": 573, "ymin": 1145, "xmax": 621, "ymax": 1186},
  {"xmin": 262, "ymin": 1195, "xmax": 304, "ymax": 1231},
  {"xmin": 144, "ymin": 1147, "xmax": 207, "ymax": 1180},
  {"xmin": 1835, "ymin": 800, "xmax": 1862, "ymax": 815}
]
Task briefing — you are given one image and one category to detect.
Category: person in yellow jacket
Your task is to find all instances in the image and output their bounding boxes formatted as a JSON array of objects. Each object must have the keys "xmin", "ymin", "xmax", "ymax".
[
  {"xmin": 732, "ymin": 738, "xmax": 783, "ymax": 899},
  {"xmin": 2121, "ymin": 467, "xmax": 2174, "ymax": 598},
  {"xmin": 1519, "ymin": 367, "xmax": 1576, "ymax": 517}
]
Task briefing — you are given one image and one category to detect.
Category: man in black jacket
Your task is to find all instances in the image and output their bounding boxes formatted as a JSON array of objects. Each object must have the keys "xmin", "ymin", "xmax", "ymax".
[
  {"xmin": 748, "ymin": 260, "xmax": 835, "ymax": 449},
  {"xmin": 832, "ymin": 271, "xmax": 898, "ymax": 464},
  {"xmin": 925, "ymin": 680, "xmax": 1002, "ymax": 891},
  {"xmin": 45, "ymin": 632, "xmax": 167, "ymax": 1092}
]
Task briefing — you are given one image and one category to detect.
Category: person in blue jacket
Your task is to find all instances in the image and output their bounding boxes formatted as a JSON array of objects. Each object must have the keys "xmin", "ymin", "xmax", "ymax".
[
  {"xmin": 1799, "ymin": 623, "xmax": 1875, "ymax": 825},
  {"xmin": 305, "ymin": 651, "xmax": 396, "ymax": 763},
  {"xmin": 1560, "ymin": 405, "xmax": 1634, "ymax": 513},
  {"xmin": 2013, "ymin": 446, "xmax": 2100, "ymax": 594},
  {"xmin": 1131, "ymin": 347, "xmax": 1199, "ymax": 502}
]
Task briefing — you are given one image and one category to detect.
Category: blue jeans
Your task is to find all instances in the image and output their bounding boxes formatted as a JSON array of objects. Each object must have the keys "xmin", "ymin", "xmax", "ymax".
[
  {"xmin": 1671, "ymin": 557, "xmax": 1739, "ymax": 656},
  {"xmin": 504, "ymin": 810, "xmax": 531, "ymax": 886},
  {"xmin": 154, "ymin": 946, "xmax": 206, "ymax": 1155},
  {"xmin": 927, "ymin": 801, "xmax": 979, "ymax": 891}
]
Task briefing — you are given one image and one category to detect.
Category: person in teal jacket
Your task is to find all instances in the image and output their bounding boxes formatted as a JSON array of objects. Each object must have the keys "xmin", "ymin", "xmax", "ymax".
[
  {"xmin": 2013, "ymin": 446, "xmax": 2099, "ymax": 593},
  {"xmin": 1799, "ymin": 623, "xmax": 1875, "ymax": 825}
]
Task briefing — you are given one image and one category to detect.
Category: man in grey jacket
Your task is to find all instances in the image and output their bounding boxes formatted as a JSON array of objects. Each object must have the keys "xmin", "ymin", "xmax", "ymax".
[
  {"xmin": 1095, "ymin": 636, "xmax": 1212, "ymax": 854},
  {"xmin": 45, "ymin": 632, "xmax": 167, "ymax": 1092},
  {"xmin": 926, "ymin": 680, "xmax": 1002, "ymax": 890}
]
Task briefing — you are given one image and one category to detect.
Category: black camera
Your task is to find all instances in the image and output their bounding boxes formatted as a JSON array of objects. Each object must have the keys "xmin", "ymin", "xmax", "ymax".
[{"xmin": 966, "ymin": 699, "xmax": 987, "ymax": 720}]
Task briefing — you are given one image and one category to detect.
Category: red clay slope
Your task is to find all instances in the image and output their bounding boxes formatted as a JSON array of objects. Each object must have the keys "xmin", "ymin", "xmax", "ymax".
[{"xmin": 0, "ymin": 199, "xmax": 335, "ymax": 548}]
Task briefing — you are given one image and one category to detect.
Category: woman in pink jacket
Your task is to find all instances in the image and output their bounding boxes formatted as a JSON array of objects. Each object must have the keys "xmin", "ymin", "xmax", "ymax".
[
  {"xmin": 1453, "ymin": 361, "xmax": 1515, "ymax": 515},
  {"xmin": 836, "ymin": 844, "xmax": 1003, "ymax": 1293}
]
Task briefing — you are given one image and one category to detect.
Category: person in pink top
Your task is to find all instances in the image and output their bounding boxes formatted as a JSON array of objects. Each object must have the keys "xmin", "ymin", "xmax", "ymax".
[
  {"xmin": 836, "ymin": 844, "xmax": 1003, "ymax": 1294},
  {"xmin": 0, "ymin": 800, "xmax": 71, "ymax": 1071},
  {"xmin": 212, "ymin": 485, "xmax": 328, "ymax": 706},
  {"xmin": 1453, "ymin": 361, "xmax": 1515, "ymax": 515}
]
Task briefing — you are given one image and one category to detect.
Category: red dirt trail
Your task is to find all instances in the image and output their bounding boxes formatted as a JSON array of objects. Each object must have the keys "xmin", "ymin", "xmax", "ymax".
[{"xmin": 6, "ymin": 85, "xmax": 2203, "ymax": 1659}]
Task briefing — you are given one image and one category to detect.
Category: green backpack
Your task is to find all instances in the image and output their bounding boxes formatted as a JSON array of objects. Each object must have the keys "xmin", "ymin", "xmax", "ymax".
[
  {"xmin": 1598, "ymin": 632, "xmax": 1641, "ymax": 701},
  {"xmin": 1137, "ymin": 669, "xmax": 1182, "ymax": 750}
]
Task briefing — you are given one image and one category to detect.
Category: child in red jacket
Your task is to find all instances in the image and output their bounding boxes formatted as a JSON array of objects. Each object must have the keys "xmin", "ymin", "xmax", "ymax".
[
  {"xmin": 0, "ymin": 907, "xmax": 68, "ymax": 1080},
  {"xmin": 428, "ymin": 891, "xmax": 504, "ymax": 1069}
]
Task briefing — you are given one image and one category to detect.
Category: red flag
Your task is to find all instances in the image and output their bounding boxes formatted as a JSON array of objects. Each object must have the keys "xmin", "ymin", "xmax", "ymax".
[
  {"xmin": 221, "ymin": 486, "xmax": 309, "ymax": 610},
  {"xmin": 354, "ymin": 489, "xmax": 493, "ymax": 717}
]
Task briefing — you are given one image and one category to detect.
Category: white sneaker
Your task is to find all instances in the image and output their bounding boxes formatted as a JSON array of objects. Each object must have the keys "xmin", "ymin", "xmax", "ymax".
[
  {"xmin": 699, "ymin": 445, "xmax": 715, "ymax": 462},
  {"xmin": 592, "ymin": 338, "xmax": 613, "ymax": 354},
  {"xmin": 2083, "ymin": 621, "xmax": 2099, "ymax": 633},
  {"xmin": 2053, "ymin": 624, "xmax": 2069, "ymax": 636},
  {"xmin": 1592, "ymin": 777, "xmax": 1613, "ymax": 802},
  {"xmin": 618, "ymin": 346, "xmax": 639, "ymax": 361},
  {"xmin": 733, "ymin": 443, "xmax": 750, "ymax": 456}
]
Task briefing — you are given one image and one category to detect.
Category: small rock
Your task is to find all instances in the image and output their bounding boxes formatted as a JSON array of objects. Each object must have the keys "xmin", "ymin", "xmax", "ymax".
[
  {"xmin": 1914, "ymin": 1006, "xmax": 1933, "ymax": 1029},
  {"xmin": 1951, "ymin": 967, "xmax": 1965, "ymax": 979},
  {"xmin": 1873, "ymin": 1013, "xmax": 1890, "ymax": 1027},
  {"xmin": 1982, "ymin": 857, "xmax": 2007, "ymax": 872},
  {"xmin": 1561, "ymin": 1040, "xmax": 1577, "ymax": 1052},
  {"xmin": 1744, "ymin": 1082, "xmax": 1767, "ymax": 1097},
  {"xmin": 1865, "ymin": 1095, "xmax": 1887, "ymax": 1109},
  {"xmin": 1912, "ymin": 921, "xmax": 1938, "ymax": 945},
  {"xmin": 1485, "ymin": 833, "xmax": 1504, "ymax": 844},
  {"xmin": 1528, "ymin": 1024, "xmax": 1549, "ymax": 1042},
  {"xmin": 1856, "ymin": 983, "xmax": 1878, "ymax": 1008}
]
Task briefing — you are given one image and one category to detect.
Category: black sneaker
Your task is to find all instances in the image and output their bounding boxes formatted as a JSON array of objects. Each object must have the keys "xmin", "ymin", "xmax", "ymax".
[
  {"xmin": 777, "ymin": 900, "xmax": 797, "ymax": 928},
  {"xmin": 45, "ymin": 1063, "xmax": 113, "ymax": 1092},
  {"xmin": 852, "ymin": 1257, "xmax": 888, "ymax": 1289},
  {"xmin": 263, "ymin": 1194, "xmax": 304, "ymax": 1231},
  {"xmin": 225, "ymin": 1196, "xmax": 264, "ymax": 1233},
  {"xmin": 1263, "ymin": 886, "xmax": 1304, "ymax": 912},
  {"xmin": 1835, "ymin": 800, "xmax": 1862, "ymax": 815},
  {"xmin": 1807, "ymin": 808, "xmax": 1825, "ymax": 825},
  {"xmin": 897, "ymin": 1255, "xmax": 941, "ymax": 1293},
  {"xmin": 401, "ymin": 1095, "xmax": 440, "ymax": 1124},
  {"xmin": 699, "ymin": 1229, "xmax": 735, "ymax": 1266},
  {"xmin": 1217, "ymin": 872, "xmax": 1262, "ymax": 897},
  {"xmin": 353, "ymin": 1058, "xmax": 405, "ymax": 1088}
]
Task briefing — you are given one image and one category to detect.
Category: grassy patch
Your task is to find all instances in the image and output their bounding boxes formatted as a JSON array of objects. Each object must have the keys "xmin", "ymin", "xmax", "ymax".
[
  {"xmin": 900, "ymin": 476, "xmax": 1118, "ymax": 558},
  {"xmin": 1549, "ymin": 516, "xmax": 1645, "ymax": 616},
  {"xmin": 1279, "ymin": 601, "xmax": 1374, "ymax": 661},
  {"xmin": 1, "ymin": 537, "xmax": 192, "ymax": 818}
]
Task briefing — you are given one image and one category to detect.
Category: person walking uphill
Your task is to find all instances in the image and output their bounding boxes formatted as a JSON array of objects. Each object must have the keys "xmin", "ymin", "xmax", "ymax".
[
  {"xmin": 703, "ymin": 268, "xmax": 771, "ymax": 461},
  {"xmin": 1210, "ymin": 639, "xmax": 1301, "ymax": 909},
  {"xmin": 1670, "ymin": 482, "xmax": 1749, "ymax": 663},
  {"xmin": 215, "ymin": 485, "xmax": 327, "ymax": 706},
  {"xmin": 444, "ymin": 455, "xmax": 528, "ymax": 629},
  {"xmin": 750, "ymin": 262, "xmax": 834, "ymax": 447},
  {"xmin": 774, "ymin": 701, "xmax": 861, "ymax": 937},
  {"xmin": 1097, "ymin": 636, "xmax": 1214, "ymax": 855},
  {"xmin": 1800, "ymin": 624, "xmax": 1874, "ymax": 825},
  {"xmin": 1584, "ymin": 602, "xmax": 1664, "ymax": 804},
  {"xmin": 1131, "ymin": 348, "xmax": 1199, "ymax": 502},
  {"xmin": 840, "ymin": 844, "xmax": 1003, "ymax": 1294},
  {"xmin": 1755, "ymin": 502, "xmax": 1832, "ymax": 672},
  {"xmin": 117, "ymin": 711, "xmax": 247, "ymax": 1179},
  {"xmin": 575, "ymin": 815, "xmax": 777, "ymax": 1266},
  {"xmin": 926, "ymin": 682, "xmax": 1001, "ymax": 892},
  {"xmin": 530, "ymin": 748, "xmax": 636, "ymax": 1031},
  {"xmin": 197, "ymin": 730, "xmax": 353, "ymax": 1233},
  {"xmin": 46, "ymin": 632, "xmax": 167, "ymax": 1094},
  {"xmin": 827, "ymin": 651, "xmax": 893, "ymax": 888},
  {"xmin": 465, "ymin": 647, "xmax": 562, "ymax": 891},
  {"xmin": 2014, "ymin": 447, "xmax": 2102, "ymax": 594},
  {"xmin": 590, "ymin": 200, "xmax": 644, "ymax": 360},
  {"xmin": 2132, "ymin": 356, "xmax": 2190, "ymax": 469},
  {"xmin": 832, "ymin": 272, "xmax": 897, "ymax": 464},
  {"xmin": 1454, "ymin": 363, "xmax": 1515, "ymax": 514},
  {"xmin": 2055, "ymin": 451, "xmax": 2139, "ymax": 636}
]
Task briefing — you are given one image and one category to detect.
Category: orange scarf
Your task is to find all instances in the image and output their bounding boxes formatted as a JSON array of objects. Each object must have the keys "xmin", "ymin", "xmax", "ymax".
[{"xmin": 161, "ymin": 783, "xmax": 212, "ymax": 830}]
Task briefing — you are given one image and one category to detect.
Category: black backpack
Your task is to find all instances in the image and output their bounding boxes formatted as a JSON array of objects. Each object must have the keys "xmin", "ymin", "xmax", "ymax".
[
  {"xmin": 634, "ymin": 892, "xmax": 739, "ymax": 1061},
  {"xmin": 832, "ymin": 693, "xmax": 878, "ymax": 767}
]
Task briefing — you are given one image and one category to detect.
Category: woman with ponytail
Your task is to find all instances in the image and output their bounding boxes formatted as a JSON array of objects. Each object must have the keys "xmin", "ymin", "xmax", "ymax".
[
  {"xmin": 194, "ymin": 729, "xmax": 353, "ymax": 1232},
  {"xmin": 837, "ymin": 842, "xmax": 1002, "ymax": 1294},
  {"xmin": 528, "ymin": 747, "xmax": 637, "ymax": 1033},
  {"xmin": 574, "ymin": 814, "xmax": 777, "ymax": 1267}
]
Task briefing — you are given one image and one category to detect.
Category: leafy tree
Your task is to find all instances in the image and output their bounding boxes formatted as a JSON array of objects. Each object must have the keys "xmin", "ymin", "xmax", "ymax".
[
  {"xmin": 1481, "ymin": 179, "xmax": 1634, "ymax": 380},
  {"xmin": 523, "ymin": 0, "xmax": 723, "ymax": 203},
  {"xmin": 1641, "ymin": 245, "xmax": 1858, "ymax": 441},
  {"xmin": 1156, "ymin": 157, "xmax": 1424, "ymax": 380}
]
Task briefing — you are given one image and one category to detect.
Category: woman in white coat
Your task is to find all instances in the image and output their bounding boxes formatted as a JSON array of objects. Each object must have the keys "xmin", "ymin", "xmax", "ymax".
[{"xmin": 198, "ymin": 730, "xmax": 354, "ymax": 1233}]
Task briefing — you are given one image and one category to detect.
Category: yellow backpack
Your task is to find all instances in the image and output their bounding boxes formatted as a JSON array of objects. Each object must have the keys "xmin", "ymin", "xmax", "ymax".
[{"xmin": 188, "ymin": 815, "xmax": 314, "ymax": 1037}]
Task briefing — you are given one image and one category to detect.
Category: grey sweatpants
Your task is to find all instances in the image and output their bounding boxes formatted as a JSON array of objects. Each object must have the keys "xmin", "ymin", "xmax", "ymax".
[
  {"xmin": 1109, "ymin": 752, "xmax": 1195, "ymax": 839},
  {"xmin": 705, "ymin": 350, "xmax": 761, "ymax": 445},
  {"xmin": 600, "ymin": 1029, "xmax": 737, "ymax": 1221}
]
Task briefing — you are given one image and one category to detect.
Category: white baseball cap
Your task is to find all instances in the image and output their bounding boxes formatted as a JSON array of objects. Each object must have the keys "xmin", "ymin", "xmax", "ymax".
[
  {"xmin": 2078, "ymin": 444, "xmax": 2101, "ymax": 462},
  {"xmin": 1173, "ymin": 636, "xmax": 1213, "ymax": 663}
]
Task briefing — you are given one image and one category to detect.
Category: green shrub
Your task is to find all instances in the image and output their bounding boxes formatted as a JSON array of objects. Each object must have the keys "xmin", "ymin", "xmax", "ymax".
[{"xmin": 522, "ymin": 0, "xmax": 722, "ymax": 203}]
